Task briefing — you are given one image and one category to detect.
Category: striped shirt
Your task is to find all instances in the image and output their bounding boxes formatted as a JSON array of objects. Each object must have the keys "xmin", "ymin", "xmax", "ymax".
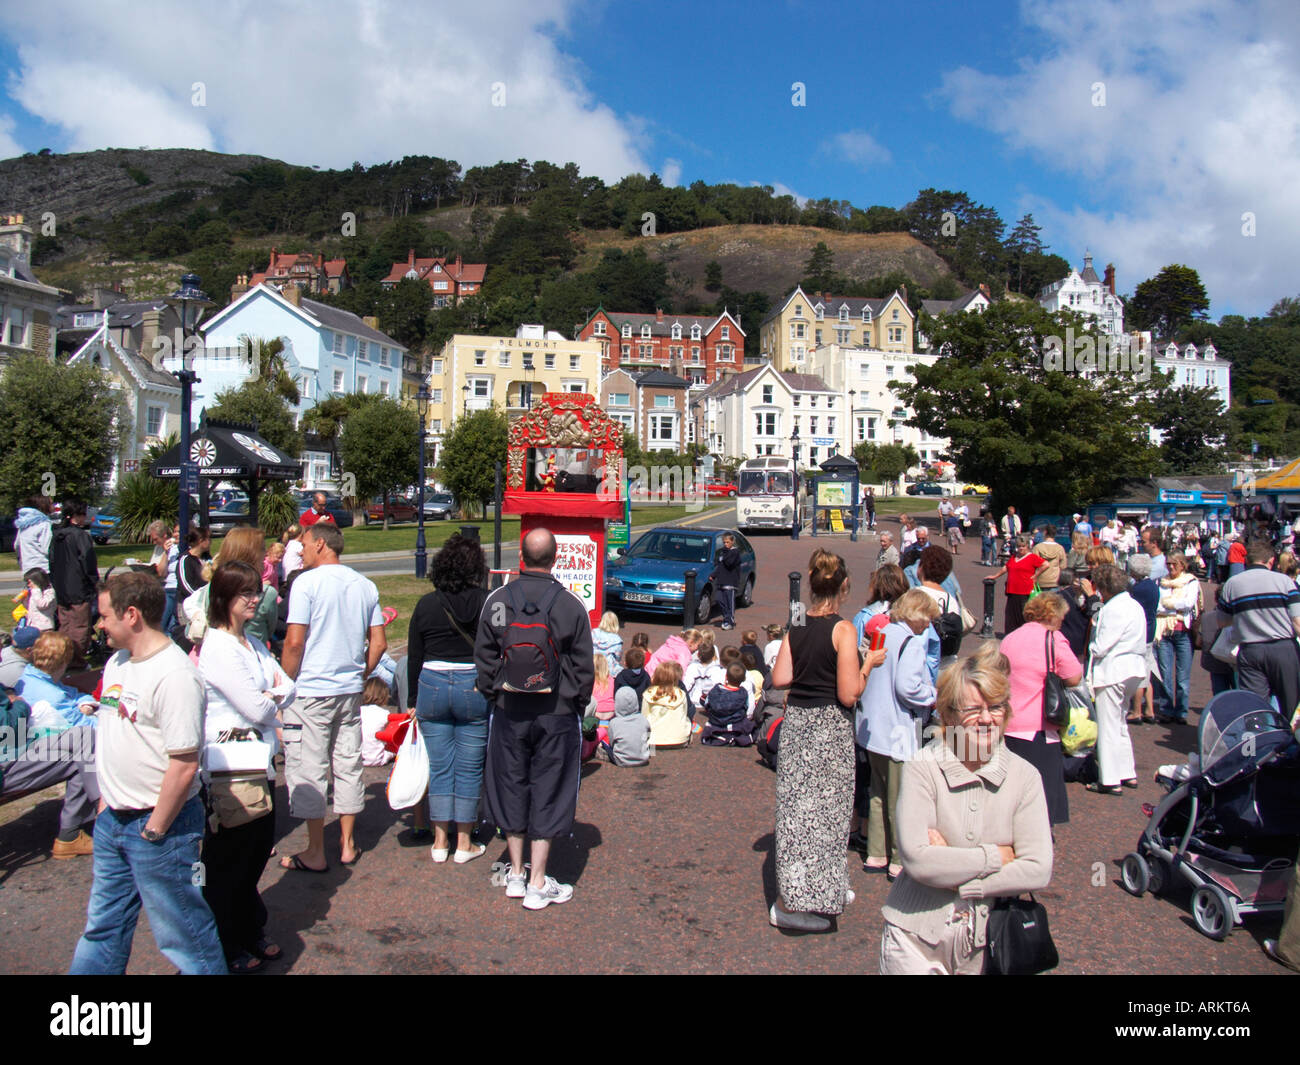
[{"xmin": 1220, "ymin": 565, "xmax": 1300, "ymax": 643}]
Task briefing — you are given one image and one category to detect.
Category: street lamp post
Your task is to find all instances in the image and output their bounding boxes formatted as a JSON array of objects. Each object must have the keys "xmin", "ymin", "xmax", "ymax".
[
  {"xmin": 462, "ymin": 382, "xmax": 471, "ymax": 418},
  {"xmin": 415, "ymin": 383, "xmax": 431, "ymax": 579},
  {"xmin": 165, "ymin": 273, "xmax": 212, "ymax": 538},
  {"xmin": 790, "ymin": 425, "xmax": 801, "ymax": 542}
]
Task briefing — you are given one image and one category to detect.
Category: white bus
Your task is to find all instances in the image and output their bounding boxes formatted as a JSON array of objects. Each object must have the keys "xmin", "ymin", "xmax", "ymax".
[{"xmin": 736, "ymin": 456, "xmax": 799, "ymax": 532}]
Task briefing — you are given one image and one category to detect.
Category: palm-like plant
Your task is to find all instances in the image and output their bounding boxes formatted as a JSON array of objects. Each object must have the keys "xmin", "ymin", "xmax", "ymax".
[{"xmin": 240, "ymin": 335, "xmax": 300, "ymax": 405}]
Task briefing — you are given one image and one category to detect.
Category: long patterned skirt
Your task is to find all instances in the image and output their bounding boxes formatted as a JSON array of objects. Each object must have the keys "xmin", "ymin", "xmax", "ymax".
[{"xmin": 775, "ymin": 703, "xmax": 855, "ymax": 915}]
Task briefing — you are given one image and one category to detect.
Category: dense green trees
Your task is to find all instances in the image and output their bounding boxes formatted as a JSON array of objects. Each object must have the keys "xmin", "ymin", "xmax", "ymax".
[
  {"xmin": 1128, "ymin": 264, "xmax": 1211, "ymax": 336},
  {"xmin": 438, "ymin": 409, "xmax": 509, "ymax": 513},
  {"xmin": 337, "ymin": 398, "xmax": 421, "ymax": 529}
]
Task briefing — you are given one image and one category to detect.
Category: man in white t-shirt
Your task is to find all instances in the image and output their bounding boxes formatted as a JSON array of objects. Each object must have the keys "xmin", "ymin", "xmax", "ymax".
[
  {"xmin": 279, "ymin": 523, "xmax": 386, "ymax": 872},
  {"xmin": 70, "ymin": 571, "xmax": 226, "ymax": 975}
]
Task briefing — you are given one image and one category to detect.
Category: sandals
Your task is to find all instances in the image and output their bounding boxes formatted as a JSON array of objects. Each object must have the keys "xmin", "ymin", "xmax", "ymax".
[
  {"xmin": 1126, "ymin": 716, "xmax": 1143, "ymax": 725},
  {"xmin": 228, "ymin": 951, "xmax": 264, "ymax": 974},
  {"xmin": 1085, "ymin": 782, "xmax": 1123, "ymax": 795},
  {"xmin": 250, "ymin": 937, "xmax": 282, "ymax": 961},
  {"xmin": 280, "ymin": 853, "xmax": 329, "ymax": 874}
]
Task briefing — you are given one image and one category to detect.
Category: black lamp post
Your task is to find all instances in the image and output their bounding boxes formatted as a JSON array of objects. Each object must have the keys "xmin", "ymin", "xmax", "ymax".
[
  {"xmin": 415, "ymin": 383, "xmax": 431, "ymax": 579},
  {"xmin": 790, "ymin": 424, "xmax": 801, "ymax": 541},
  {"xmin": 165, "ymin": 273, "xmax": 212, "ymax": 538},
  {"xmin": 462, "ymin": 382, "xmax": 471, "ymax": 418}
]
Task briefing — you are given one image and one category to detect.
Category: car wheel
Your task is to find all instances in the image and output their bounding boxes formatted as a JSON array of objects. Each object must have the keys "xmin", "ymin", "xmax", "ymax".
[
  {"xmin": 727, "ymin": 489, "xmax": 736, "ymax": 498},
  {"xmin": 739, "ymin": 575, "xmax": 755, "ymax": 608},
  {"xmin": 694, "ymin": 585, "xmax": 713, "ymax": 625}
]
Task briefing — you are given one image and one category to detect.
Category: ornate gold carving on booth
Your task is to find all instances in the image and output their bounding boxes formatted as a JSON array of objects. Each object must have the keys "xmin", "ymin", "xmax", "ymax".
[{"xmin": 506, "ymin": 393, "xmax": 624, "ymax": 490}]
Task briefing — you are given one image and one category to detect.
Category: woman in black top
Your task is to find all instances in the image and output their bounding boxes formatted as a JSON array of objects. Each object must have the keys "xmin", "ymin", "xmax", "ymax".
[
  {"xmin": 408, "ymin": 534, "xmax": 491, "ymax": 864},
  {"xmin": 768, "ymin": 549, "xmax": 886, "ymax": 932}
]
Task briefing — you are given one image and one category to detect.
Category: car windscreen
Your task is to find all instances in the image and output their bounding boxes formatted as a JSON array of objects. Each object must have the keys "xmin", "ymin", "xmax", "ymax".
[
  {"xmin": 626, "ymin": 532, "xmax": 712, "ymax": 563},
  {"xmin": 430, "ymin": 494, "xmax": 453, "ymax": 503}
]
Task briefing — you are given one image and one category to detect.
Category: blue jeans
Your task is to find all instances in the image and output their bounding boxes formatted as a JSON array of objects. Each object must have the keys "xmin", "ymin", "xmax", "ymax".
[
  {"xmin": 981, "ymin": 536, "xmax": 994, "ymax": 565},
  {"xmin": 70, "ymin": 795, "xmax": 226, "ymax": 974},
  {"xmin": 1155, "ymin": 631, "xmax": 1193, "ymax": 720},
  {"xmin": 163, "ymin": 588, "xmax": 177, "ymax": 637},
  {"xmin": 416, "ymin": 667, "xmax": 489, "ymax": 824}
]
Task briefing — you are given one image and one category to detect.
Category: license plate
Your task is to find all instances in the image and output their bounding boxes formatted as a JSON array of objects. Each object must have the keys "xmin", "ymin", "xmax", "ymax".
[{"xmin": 624, "ymin": 592, "xmax": 654, "ymax": 604}]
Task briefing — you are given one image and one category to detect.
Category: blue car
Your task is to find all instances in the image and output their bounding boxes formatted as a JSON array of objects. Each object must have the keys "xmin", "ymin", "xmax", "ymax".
[{"xmin": 605, "ymin": 526, "xmax": 757, "ymax": 625}]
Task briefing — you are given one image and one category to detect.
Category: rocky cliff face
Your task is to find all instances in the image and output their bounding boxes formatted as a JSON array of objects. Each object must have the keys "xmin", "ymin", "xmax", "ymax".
[{"xmin": 0, "ymin": 147, "xmax": 289, "ymax": 223}]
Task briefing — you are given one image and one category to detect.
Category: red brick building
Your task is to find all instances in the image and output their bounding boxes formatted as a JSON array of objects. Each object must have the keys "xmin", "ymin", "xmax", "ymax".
[
  {"xmin": 380, "ymin": 251, "xmax": 486, "ymax": 307},
  {"xmin": 249, "ymin": 248, "xmax": 349, "ymax": 295},
  {"xmin": 578, "ymin": 307, "xmax": 744, "ymax": 387}
]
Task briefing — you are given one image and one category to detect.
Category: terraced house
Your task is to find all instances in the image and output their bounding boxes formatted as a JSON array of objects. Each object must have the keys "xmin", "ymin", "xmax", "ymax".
[
  {"xmin": 759, "ymin": 286, "xmax": 914, "ymax": 371},
  {"xmin": 578, "ymin": 306, "xmax": 744, "ymax": 386}
]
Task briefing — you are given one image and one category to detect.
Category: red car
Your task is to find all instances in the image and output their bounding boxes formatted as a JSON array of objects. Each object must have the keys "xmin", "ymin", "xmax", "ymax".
[
  {"xmin": 704, "ymin": 481, "xmax": 737, "ymax": 498},
  {"xmin": 365, "ymin": 496, "xmax": 419, "ymax": 524}
]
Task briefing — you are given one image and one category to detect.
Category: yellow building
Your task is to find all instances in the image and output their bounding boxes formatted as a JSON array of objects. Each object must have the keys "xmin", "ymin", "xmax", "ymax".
[
  {"xmin": 428, "ymin": 324, "xmax": 604, "ymax": 464},
  {"xmin": 758, "ymin": 286, "xmax": 915, "ymax": 370}
]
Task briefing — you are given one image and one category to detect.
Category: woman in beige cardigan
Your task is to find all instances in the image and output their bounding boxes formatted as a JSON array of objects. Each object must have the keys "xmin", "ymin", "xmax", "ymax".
[{"xmin": 879, "ymin": 647, "xmax": 1053, "ymax": 974}]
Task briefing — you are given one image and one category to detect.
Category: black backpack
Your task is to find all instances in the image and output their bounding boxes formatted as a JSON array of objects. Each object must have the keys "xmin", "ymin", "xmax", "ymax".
[
  {"xmin": 932, "ymin": 591, "xmax": 963, "ymax": 658},
  {"xmin": 500, "ymin": 581, "xmax": 564, "ymax": 694}
]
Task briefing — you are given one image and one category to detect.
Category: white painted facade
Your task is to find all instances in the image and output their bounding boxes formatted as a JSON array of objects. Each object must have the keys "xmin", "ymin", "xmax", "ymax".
[{"xmin": 1038, "ymin": 253, "xmax": 1125, "ymax": 338}]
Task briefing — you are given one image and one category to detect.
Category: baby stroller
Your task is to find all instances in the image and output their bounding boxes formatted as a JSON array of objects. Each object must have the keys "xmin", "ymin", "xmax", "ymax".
[{"xmin": 1120, "ymin": 690, "xmax": 1300, "ymax": 939}]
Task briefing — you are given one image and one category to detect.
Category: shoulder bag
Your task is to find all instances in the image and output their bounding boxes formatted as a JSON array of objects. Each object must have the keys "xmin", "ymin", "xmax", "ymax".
[
  {"xmin": 204, "ymin": 726, "xmax": 273, "ymax": 832},
  {"xmin": 984, "ymin": 893, "xmax": 1059, "ymax": 975},
  {"xmin": 1042, "ymin": 631, "xmax": 1070, "ymax": 729}
]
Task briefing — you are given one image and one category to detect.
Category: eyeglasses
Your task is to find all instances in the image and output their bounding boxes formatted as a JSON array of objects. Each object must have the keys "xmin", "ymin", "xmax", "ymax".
[
  {"xmin": 954, "ymin": 702, "xmax": 1009, "ymax": 723},
  {"xmin": 237, "ymin": 590, "xmax": 262, "ymax": 602}
]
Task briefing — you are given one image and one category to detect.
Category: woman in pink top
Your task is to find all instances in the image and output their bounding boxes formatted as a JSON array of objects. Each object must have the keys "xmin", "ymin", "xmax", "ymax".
[{"xmin": 998, "ymin": 593, "xmax": 1083, "ymax": 825}]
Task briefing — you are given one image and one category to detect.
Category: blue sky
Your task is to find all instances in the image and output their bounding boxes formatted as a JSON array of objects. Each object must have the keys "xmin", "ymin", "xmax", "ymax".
[{"xmin": 1, "ymin": 0, "xmax": 1296, "ymax": 317}]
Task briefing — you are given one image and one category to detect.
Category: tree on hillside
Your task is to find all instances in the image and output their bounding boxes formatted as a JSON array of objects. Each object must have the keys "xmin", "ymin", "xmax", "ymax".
[
  {"xmin": 208, "ymin": 382, "xmax": 302, "ymax": 459},
  {"xmin": 1128, "ymin": 264, "xmax": 1210, "ymax": 337},
  {"xmin": 892, "ymin": 300, "xmax": 1162, "ymax": 513},
  {"xmin": 704, "ymin": 260, "xmax": 723, "ymax": 292},
  {"xmin": 1151, "ymin": 383, "xmax": 1231, "ymax": 474},
  {"xmin": 437, "ymin": 408, "xmax": 508, "ymax": 515},
  {"xmin": 1005, "ymin": 214, "xmax": 1046, "ymax": 295},
  {"xmin": 801, "ymin": 242, "xmax": 837, "ymax": 292},
  {"xmin": 337, "ymin": 398, "xmax": 421, "ymax": 529},
  {"xmin": 0, "ymin": 352, "xmax": 129, "ymax": 510}
]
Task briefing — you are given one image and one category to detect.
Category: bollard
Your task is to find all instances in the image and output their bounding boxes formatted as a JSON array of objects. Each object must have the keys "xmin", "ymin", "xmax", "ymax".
[
  {"xmin": 791, "ymin": 502, "xmax": 800, "ymax": 542},
  {"xmin": 683, "ymin": 569, "xmax": 698, "ymax": 628},
  {"xmin": 461, "ymin": 525, "xmax": 480, "ymax": 542},
  {"xmin": 787, "ymin": 571, "xmax": 802, "ymax": 629},
  {"xmin": 981, "ymin": 576, "xmax": 997, "ymax": 638}
]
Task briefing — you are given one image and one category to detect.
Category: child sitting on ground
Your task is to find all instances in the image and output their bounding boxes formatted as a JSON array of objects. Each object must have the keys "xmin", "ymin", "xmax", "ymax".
[
  {"xmin": 739, "ymin": 629, "xmax": 768, "ymax": 680},
  {"xmin": 641, "ymin": 661, "xmax": 690, "ymax": 748},
  {"xmin": 607, "ymin": 686, "xmax": 652, "ymax": 767},
  {"xmin": 16, "ymin": 631, "xmax": 98, "ymax": 733},
  {"xmin": 684, "ymin": 635, "xmax": 725, "ymax": 710},
  {"xmin": 614, "ymin": 645, "xmax": 651, "ymax": 703},
  {"xmin": 762, "ymin": 623, "xmax": 784, "ymax": 670},
  {"xmin": 591, "ymin": 653, "xmax": 615, "ymax": 742},
  {"xmin": 701, "ymin": 662, "xmax": 758, "ymax": 747},
  {"xmin": 593, "ymin": 611, "xmax": 623, "ymax": 672},
  {"xmin": 741, "ymin": 650, "xmax": 765, "ymax": 700}
]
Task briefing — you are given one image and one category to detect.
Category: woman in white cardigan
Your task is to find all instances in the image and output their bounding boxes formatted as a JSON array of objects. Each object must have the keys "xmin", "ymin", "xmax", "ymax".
[
  {"xmin": 198, "ymin": 561, "xmax": 296, "ymax": 973},
  {"xmin": 1084, "ymin": 563, "xmax": 1149, "ymax": 794}
]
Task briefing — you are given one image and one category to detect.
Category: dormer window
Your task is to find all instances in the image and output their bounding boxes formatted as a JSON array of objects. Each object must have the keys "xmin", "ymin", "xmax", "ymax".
[
  {"xmin": 814, "ymin": 303, "xmax": 824, "ymax": 320},
  {"xmin": 641, "ymin": 324, "xmax": 652, "ymax": 338},
  {"xmin": 671, "ymin": 324, "xmax": 682, "ymax": 340},
  {"xmin": 433, "ymin": 263, "xmax": 441, "ymax": 273},
  {"xmin": 839, "ymin": 306, "xmax": 848, "ymax": 322},
  {"xmin": 1204, "ymin": 344, "xmax": 1216, "ymax": 360},
  {"xmin": 691, "ymin": 324, "xmax": 702, "ymax": 340},
  {"xmin": 622, "ymin": 324, "xmax": 632, "ymax": 338},
  {"xmin": 861, "ymin": 308, "xmax": 871, "ymax": 323}
]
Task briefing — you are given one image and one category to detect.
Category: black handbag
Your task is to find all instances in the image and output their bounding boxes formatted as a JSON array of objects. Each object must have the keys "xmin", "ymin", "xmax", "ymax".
[
  {"xmin": 984, "ymin": 894, "xmax": 1059, "ymax": 975},
  {"xmin": 1042, "ymin": 631, "xmax": 1069, "ymax": 728}
]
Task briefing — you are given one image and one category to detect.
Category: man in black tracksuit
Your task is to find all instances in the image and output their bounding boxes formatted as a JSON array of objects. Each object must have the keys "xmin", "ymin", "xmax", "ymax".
[
  {"xmin": 475, "ymin": 528, "xmax": 593, "ymax": 910},
  {"xmin": 711, "ymin": 533, "xmax": 741, "ymax": 630}
]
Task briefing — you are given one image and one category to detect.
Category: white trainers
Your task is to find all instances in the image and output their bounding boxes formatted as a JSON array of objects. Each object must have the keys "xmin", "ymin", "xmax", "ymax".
[
  {"xmin": 505, "ymin": 871, "xmax": 528, "ymax": 898},
  {"xmin": 522, "ymin": 875, "xmax": 574, "ymax": 910}
]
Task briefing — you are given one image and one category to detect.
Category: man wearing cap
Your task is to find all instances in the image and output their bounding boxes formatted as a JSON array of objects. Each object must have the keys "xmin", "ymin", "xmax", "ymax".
[{"xmin": 1073, "ymin": 513, "xmax": 1092, "ymax": 539}]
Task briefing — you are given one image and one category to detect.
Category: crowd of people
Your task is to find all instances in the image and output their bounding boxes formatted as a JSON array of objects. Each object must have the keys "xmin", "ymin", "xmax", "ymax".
[{"xmin": 3, "ymin": 486, "xmax": 1299, "ymax": 975}]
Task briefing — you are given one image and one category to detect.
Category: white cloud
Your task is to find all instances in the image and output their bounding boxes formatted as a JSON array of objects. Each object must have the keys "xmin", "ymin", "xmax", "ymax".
[
  {"xmin": 661, "ymin": 157, "xmax": 683, "ymax": 186},
  {"xmin": 758, "ymin": 181, "xmax": 808, "ymax": 207},
  {"xmin": 1, "ymin": 0, "xmax": 649, "ymax": 182},
  {"xmin": 0, "ymin": 114, "xmax": 22, "ymax": 158},
  {"xmin": 937, "ymin": 0, "xmax": 1300, "ymax": 315},
  {"xmin": 825, "ymin": 129, "xmax": 893, "ymax": 170}
]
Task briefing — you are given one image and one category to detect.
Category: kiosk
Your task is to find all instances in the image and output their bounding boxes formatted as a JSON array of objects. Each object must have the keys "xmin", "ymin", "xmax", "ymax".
[
  {"xmin": 502, "ymin": 392, "xmax": 625, "ymax": 627},
  {"xmin": 809, "ymin": 454, "xmax": 861, "ymax": 541}
]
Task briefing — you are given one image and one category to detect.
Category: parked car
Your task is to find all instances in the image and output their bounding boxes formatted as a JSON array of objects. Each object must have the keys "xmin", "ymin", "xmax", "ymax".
[
  {"xmin": 293, "ymin": 492, "xmax": 355, "ymax": 528},
  {"xmin": 365, "ymin": 495, "xmax": 419, "ymax": 524},
  {"xmin": 905, "ymin": 481, "xmax": 946, "ymax": 496},
  {"xmin": 208, "ymin": 499, "xmax": 255, "ymax": 536},
  {"xmin": 89, "ymin": 501, "xmax": 120, "ymax": 545},
  {"xmin": 962, "ymin": 483, "xmax": 992, "ymax": 496},
  {"xmin": 605, "ymin": 526, "xmax": 756, "ymax": 624},
  {"xmin": 703, "ymin": 481, "xmax": 738, "ymax": 498},
  {"xmin": 422, "ymin": 492, "xmax": 456, "ymax": 520}
]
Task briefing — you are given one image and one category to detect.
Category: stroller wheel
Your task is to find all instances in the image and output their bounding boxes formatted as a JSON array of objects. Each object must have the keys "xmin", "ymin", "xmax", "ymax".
[
  {"xmin": 1146, "ymin": 856, "xmax": 1171, "ymax": 897},
  {"xmin": 1121, "ymin": 853, "xmax": 1149, "ymax": 896},
  {"xmin": 1191, "ymin": 884, "xmax": 1233, "ymax": 941}
]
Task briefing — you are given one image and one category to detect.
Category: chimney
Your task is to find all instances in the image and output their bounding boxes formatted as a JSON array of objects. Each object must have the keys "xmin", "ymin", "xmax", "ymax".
[
  {"xmin": 362, "ymin": 315, "xmax": 380, "ymax": 330},
  {"xmin": 408, "ymin": 248, "xmax": 416, "ymax": 269},
  {"xmin": 454, "ymin": 253, "xmax": 462, "ymax": 273},
  {"xmin": 899, "ymin": 284, "xmax": 908, "ymax": 304},
  {"xmin": 230, "ymin": 275, "xmax": 250, "ymax": 303},
  {"xmin": 282, "ymin": 285, "xmax": 301, "ymax": 308},
  {"xmin": 268, "ymin": 247, "xmax": 277, "ymax": 275},
  {"xmin": 140, "ymin": 308, "xmax": 164, "ymax": 354},
  {"xmin": 656, "ymin": 308, "xmax": 665, "ymax": 323},
  {"xmin": 1104, "ymin": 263, "xmax": 1116, "ymax": 296},
  {"xmin": 978, "ymin": 283, "xmax": 990, "ymax": 300}
]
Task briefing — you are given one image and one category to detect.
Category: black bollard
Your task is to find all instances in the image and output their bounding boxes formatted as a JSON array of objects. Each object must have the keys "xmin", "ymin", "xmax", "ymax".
[
  {"xmin": 683, "ymin": 569, "xmax": 698, "ymax": 628},
  {"xmin": 461, "ymin": 524, "xmax": 480, "ymax": 542},
  {"xmin": 787, "ymin": 571, "xmax": 802, "ymax": 629},
  {"xmin": 981, "ymin": 576, "xmax": 997, "ymax": 638}
]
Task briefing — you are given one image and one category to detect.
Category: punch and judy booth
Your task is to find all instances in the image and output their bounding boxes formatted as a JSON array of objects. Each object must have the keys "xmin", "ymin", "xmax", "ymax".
[{"xmin": 503, "ymin": 392, "xmax": 624, "ymax": 626}]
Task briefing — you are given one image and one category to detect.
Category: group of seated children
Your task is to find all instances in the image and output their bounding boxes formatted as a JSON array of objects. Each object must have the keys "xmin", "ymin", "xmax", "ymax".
[{"xmin": 590, "ymin": 624, "xmax": 786, "ymax": 765}]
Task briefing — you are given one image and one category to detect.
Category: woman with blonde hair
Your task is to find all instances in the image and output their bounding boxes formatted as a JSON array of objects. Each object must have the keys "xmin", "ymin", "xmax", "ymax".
[
  {"xmin": 879, "ymin": 652, "xmax": 1053, "ymax": 974},
  {"xmin": 590, "ymin": 652, "xmax": 615, "ymax": 736},
  {"xmin": 592, "ymin": 611, "xmax": 623, "ymax": 672},
  {"xmin": 641, "ymin": 660, "xmax": 690, "ymax": 748},
  {"xmin": 769, "ymin": 549, "xmax": 887, "ymax": 932},
  {"xmin": 1086, "ymin": 545, "xmax": 1115, "ymax": 570}
]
